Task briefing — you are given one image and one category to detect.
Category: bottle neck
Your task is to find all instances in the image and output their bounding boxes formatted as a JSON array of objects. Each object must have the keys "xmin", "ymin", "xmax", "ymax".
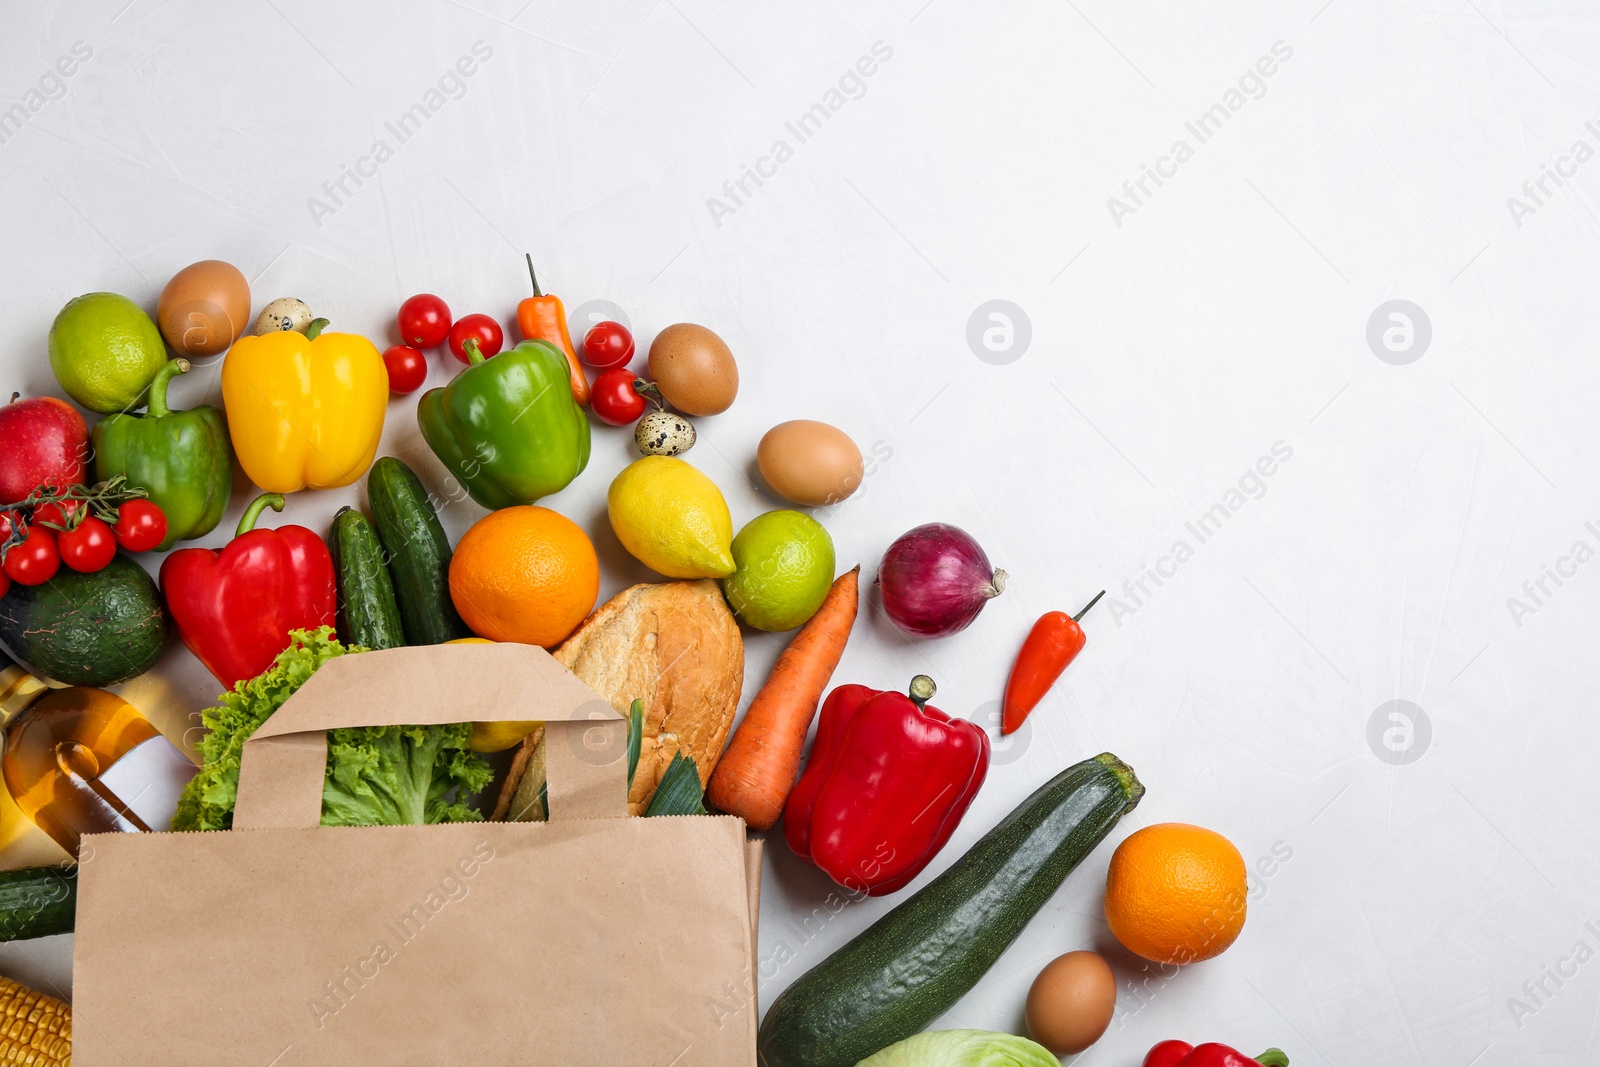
[{"xmin": 0, "ymin": 664, "xmax": 47, "ymax": 729}]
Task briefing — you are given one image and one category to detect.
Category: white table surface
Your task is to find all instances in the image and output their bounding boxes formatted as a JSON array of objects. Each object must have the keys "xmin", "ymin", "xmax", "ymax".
[{"xmin": 2, "ymin": 1, "xmax": 1595, "ymax": 1063}]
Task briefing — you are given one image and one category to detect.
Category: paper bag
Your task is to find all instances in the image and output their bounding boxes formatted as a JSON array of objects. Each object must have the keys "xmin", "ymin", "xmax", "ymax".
[{"xmin": 71, "ymin": 643, "xmax": 760, "ymax": 1065}]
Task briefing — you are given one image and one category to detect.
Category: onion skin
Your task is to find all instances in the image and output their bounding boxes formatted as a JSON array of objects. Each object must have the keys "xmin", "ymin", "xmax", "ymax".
[{"xmin": 877, "ymin": 523, "xmax": 1006, "ymax": 637}]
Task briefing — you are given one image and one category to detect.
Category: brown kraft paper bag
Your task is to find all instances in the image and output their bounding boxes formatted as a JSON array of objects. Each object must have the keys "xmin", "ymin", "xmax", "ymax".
[{"xmin": 71, "ymin": 643, "xmax": 761, "ymax": 1065}]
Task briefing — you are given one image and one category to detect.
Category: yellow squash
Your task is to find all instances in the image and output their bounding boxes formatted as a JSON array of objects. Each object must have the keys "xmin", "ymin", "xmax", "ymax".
[{"xmin": 220, "ymin": 318, "xmax": 387, "ymax": 492}]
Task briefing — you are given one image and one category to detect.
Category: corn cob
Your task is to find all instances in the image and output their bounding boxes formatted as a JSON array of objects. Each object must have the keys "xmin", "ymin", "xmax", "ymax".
[{"xmin": 0, "ymin": 975, "xmax": 70, "ymax": 1064}]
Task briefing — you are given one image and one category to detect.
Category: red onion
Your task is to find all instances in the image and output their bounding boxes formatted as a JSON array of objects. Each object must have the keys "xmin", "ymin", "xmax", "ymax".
[{"xmin": 877, "ymin": 523, "xmax": 1006, "ymax": 637}]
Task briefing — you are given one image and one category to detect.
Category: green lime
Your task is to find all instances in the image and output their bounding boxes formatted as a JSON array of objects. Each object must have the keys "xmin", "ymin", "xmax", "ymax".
[
  {"xmin": 722, "ymin": 510, "xmax": 836, "ymax": 632},
  {"xmin": 48, "ymin": 293, "xmax": 167, "ymax": 414}
]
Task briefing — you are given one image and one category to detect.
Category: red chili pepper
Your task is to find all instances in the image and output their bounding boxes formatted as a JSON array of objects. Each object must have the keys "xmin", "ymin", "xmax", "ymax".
[
  {"xmin": 784, "ymin": 675, "xmax": 989, "ymax": 896},
  {"xmin": 1001, "ymin": 590, "xmax": 1104, "ymax": 735},
  {"xmin": 1143, "ymin": 1041, "xmax": 1289, "ymax": 1067},
  {"xmin": 516, "ymin": 255, "xmax": 590, "ymax": 406},
  {"xmin": 159, "ymin": 492, "xmax": 336, "ymax": 689}
]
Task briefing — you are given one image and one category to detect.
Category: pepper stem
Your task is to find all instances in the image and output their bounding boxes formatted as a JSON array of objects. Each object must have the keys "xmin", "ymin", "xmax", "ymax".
[
  {"xmin": 1254, "ymin": 1051, "xmax": 1289, "ymax": 1067},
  {"xmin": 525, "ymin": 253, "xmax": 542, "ymax": 297},
  {"xmin": 236, "ymin": 493, "xmax": 285, "ymax": 537},
  {"xmin": 1073, "ymin": 589, "xmax": 1106, "ymax": 622},
  {"xmin": 305, "ymin": 318, "xmax": 329, "ymax": 341},
  {"xmin": 463, "ymin": 338, "xmax": 486, "ymax": 366},
  {"xmin": 145, "ymin": 358, "xmax": 190, "ymax": 419},
  {"xmin": 908, "ymin": 675, "xmax": 936, "ymax": 709}
]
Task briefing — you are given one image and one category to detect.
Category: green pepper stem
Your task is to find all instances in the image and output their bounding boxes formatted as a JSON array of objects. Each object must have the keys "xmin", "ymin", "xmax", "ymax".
[
  {"xmin": 525, "ymin": 253, "xmax": 542, "ymax": 297},
  {"xmin": 1254, "ymin": 1050, "xmax": 1289, "ymax": 1067},
  {"xmin": 1073, "ymin": 589, "xmax": 1106, "ymax": 622},
  {"xmin": 145, "ymin": 358, "xmax": 190, "ymax": 419},
  {"xmin": 463, "ymin": 338, "xmax": 486, "ymax": 366},
  {"xmin": 908, "ymin": 675, "xmax": 936, "ymax": 709},
  {"xmin": 236, "ymin": 493, "xmax": 285, "ymax": 537},
  {"xmin": 305, "ymin": 318, "xmax": 330, "ymax": 341}
]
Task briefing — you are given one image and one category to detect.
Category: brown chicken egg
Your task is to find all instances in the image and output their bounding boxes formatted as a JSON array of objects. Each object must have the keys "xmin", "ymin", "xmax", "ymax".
[
  {"xmin": 757, "ymin": 420, "xmax": 864, "ymax": 507},
  {"xmin": 1024, "ymin": 950, "xmax": 1116, "ymax": 1055},
  {"xmin": 157, "ymin": 259, "xmax": 251, "ymax": 358},
  {"xmin": 647, "ymin": 323, "xmax": 738, "ymax": 416}
]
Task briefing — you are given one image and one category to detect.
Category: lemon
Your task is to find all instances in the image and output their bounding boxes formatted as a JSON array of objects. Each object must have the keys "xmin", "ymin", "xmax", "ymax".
[
  {"xmin": 445, "ymin": 638, "xmax": 544, "ymax": 752},
  {"xmin": 722, "ymin": 510, "xmax": 835, "ymax": 631},
  {"xmin": 608, "ymin": 456, "xmax": 735, "ymax": 578},
  {"xmin": 48, "ymin": 293, "xmax": 168, "ymax": 414}
]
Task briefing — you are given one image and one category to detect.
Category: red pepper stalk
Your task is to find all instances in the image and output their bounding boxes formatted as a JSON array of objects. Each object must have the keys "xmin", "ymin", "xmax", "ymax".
[
  {"xmin": 784, "ymin": 675, "xmax": 989, "ymax": 896},
  {"xmin": 159, "ymin": 492, "xmax": 337, "ymax": 689},
  {"xmin": 1143, "ymin": 1040, "xmax": 1289, "ymax": 1067}
]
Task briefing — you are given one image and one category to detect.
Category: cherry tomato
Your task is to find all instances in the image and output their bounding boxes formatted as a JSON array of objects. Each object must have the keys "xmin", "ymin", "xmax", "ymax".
[
  {"xmin": 590, "ymin": 368, "xmax": 649, "ymax": 426},
  {"xmin": 112, "ymin": 499, "xmax": 167, "ymax": 553},
  {"xmin": 448, "ymin": 314, "xmax": 504, "ymax": 364},
  {"xmin": 32, "ymin": 498, "xmax": 84, "ymax": 531},
  {"xmin": 398, "ymin": 294, "xmax": 452, "ymax": 349},
  {"xmin": 58, "ymin": 516, "xmax": 116, "ymax": 573},
  {"xmin": 581, "ymin": 320, "xmax": 635, "ymax": 370},
  {"xmin": 3, "ymin": 525, "xmax": 59, "ymax": 586},
  {"xmin": 383, "ymin": 345, "xmax": 429, "ymax": 394},
  {"xmin": 0, "ymin": 510, "xmax": 19, "ymax": 545}
]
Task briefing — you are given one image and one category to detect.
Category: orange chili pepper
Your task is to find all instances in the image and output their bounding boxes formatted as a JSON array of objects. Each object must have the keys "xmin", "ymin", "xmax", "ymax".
[
  {"xmin": 1001, "ymin": 590, "xmax": 1104, "ymax": 735},
  {"xmin": 515, "ymin": 255, "xmax": 589, "ymax": 406}
]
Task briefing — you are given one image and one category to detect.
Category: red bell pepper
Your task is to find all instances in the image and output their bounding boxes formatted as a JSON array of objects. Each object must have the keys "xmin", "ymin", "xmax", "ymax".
[
  {"xmin": 1143, "ymin": 1041, "xmax": 1288, "ymax": 1067},
  {"xmin": 784, "ymin": 675, "xmax": 989, "ymax": 896},
  {"xmin": 159, "ymin": 492, "xmax": 336, "ymax": 689}
]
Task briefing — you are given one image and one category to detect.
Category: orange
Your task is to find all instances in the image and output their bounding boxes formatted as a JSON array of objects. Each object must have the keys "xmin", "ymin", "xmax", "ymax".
[
  {"xmin": 1104, "ymin": 822, "xmax": 1247, "ymax": 965},
  {"xmin": 448, "ymin": 506, "xmax": 599, "ymax": 648}
]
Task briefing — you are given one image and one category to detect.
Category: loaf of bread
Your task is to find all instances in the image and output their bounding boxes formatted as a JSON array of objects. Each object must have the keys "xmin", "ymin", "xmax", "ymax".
[{"xmin": 494, "ymin": 579, "xmax": 743, "ymax": 819}]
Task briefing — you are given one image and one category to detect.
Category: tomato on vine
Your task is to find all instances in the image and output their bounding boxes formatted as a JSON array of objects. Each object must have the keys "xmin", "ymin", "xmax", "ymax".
[
  {"xmin": 112, "ymin": 499, "xmax": 168, "ymax": 553},
  {"xmin": 58, "ymin": 516, "xmax": 116, "ymax": 573},
  {"xmin": 591, "ymin": 368, "xmax": 653, "ymax": 426},
  {"xmin": 3, "ymin": 524, "xmax": 59, "ymax": 586}
]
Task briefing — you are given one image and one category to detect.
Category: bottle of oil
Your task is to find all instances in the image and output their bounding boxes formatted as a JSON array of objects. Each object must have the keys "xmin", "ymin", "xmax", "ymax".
[{"xmin": 0, "ymin": 654, "xmax": 196, "ymax": 857}]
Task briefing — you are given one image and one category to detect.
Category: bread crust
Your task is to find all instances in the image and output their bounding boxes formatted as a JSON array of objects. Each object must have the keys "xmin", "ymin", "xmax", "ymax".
[{"xmin": 494, "ymin": 580, "xmax": 743, "ymax": 819}]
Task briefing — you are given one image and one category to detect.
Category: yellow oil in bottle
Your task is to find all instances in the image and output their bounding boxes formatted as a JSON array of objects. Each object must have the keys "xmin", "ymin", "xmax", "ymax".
[{"xmin": 0, "ymin": 658, "xmax": 195, "ymax": 858}]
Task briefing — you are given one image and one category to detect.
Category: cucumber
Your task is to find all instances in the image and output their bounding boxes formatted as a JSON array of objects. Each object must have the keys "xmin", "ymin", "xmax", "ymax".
[
  {"xmin": 0, "ymin": 865, "xmax": 76, "ymax": 942},
  {"xmin": 328, "ymin": 507, "xmax": 406, "ymax": 650},
  {"xmin": 757, "ymin": 753, "xmax": 1144, "ymax": 1067},
  {"xmin": 366, "ymin": 457, "xmax": 469, "ymax": 645},
  {"xmin": 0, "ymin": 554, "xmax": 168, "ymax": 686}
]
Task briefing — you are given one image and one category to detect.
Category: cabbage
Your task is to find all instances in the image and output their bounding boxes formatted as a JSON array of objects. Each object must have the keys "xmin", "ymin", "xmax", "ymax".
[
  {"xmin": 855, "ymin": 1030, "xmax": 1061, "ymax": 1066},
  {"xmin": 171, "ymin": 627, "xmax": 492, "ymax": 831}
]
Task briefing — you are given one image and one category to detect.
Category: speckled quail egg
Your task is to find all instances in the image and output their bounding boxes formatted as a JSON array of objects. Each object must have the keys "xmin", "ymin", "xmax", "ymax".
[
  {"xmin": 253, "ymin": 297, "xmax": 314, "ymax": 335},
  {"xmin": 635, "ymin": 410, "xmax": 696, "ymax": 456}
]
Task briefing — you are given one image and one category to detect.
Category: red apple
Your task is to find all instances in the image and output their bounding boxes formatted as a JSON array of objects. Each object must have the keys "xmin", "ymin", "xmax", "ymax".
[{"xmin": 0, "ymin": 394, "xmax": 88, "ymax": 505}]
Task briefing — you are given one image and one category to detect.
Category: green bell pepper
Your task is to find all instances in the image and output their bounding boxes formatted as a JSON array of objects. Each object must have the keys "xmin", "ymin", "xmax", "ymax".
[
  {"xmin": 92, "ymin": 357, "xmax": 233, "ymax": 551},
  {"xmin": 417, "ymin": 339, "xmax": 590, "ymax": 509}
]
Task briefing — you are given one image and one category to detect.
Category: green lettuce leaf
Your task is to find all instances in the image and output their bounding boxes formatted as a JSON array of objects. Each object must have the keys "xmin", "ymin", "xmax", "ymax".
[
  {"xmin": 855, "ymin": 1031, "xmax": 1061, "ymax": 1067},
  {"xmin": 170, "ymin": 628, "xmax": 491, "ymax": 832}
]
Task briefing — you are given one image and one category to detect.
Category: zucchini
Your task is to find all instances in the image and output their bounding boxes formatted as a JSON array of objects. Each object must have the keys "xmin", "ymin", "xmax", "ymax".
[
  {"xmin": 0, "ymin": 865, "xmax": 76, "ymax": 942},
  {"xmin": 757, "ymin": 753, "xmax": 1144, "ymax": 1067},
  {"xmin": 328, "ymin": 507, "xmax": 406, "ymax": 650},
  {"xmin": 366, "ymin": 457, "xmax": 469, "ymax": 645}
]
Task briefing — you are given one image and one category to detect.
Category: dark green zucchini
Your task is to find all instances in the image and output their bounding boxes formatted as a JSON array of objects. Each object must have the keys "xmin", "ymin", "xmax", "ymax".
[
  {"xmin": 328, "ymin": 507, "xmax": 406, "ymax": 650},
  {"xmin": 366, "ymin": 458, "xmax": 469, "ymax": 645},
  {"xmin": 0, "ymin": 865, "xmax": 76, "ymax": 942},
  {"xmin": 758, "ymin": 753, "xmax": 1144, "ymax": 1067}
]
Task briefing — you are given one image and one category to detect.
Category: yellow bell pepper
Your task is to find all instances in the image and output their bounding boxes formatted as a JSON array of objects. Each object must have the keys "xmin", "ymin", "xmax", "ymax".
[{"xmin": 221, "ymin": 319, "xmax": 387, "ymax": 493}]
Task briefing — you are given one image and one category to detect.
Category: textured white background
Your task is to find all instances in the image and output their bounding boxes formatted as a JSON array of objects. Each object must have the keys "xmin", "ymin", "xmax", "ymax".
[{"xmin": 2, "ymin": 0, "xmax": 1597, "ymax": 1063}]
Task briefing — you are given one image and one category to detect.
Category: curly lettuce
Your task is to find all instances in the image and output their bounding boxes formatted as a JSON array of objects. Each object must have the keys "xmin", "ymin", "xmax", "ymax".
[{"xmin": 171, "ymin": 627, "xmax": 492, "ymax": 832}]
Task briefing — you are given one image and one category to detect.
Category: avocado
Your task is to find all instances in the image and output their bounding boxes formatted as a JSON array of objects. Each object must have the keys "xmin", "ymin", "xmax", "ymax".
[{"xmin": 0, "ymin": 554, "xmax": 169, "ymax": 686}]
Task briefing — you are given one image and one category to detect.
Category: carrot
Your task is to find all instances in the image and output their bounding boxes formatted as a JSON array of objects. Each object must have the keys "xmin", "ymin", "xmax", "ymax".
[{"xmin": 708, "ymin": 565, "xmax": 860, "ymax": 831}]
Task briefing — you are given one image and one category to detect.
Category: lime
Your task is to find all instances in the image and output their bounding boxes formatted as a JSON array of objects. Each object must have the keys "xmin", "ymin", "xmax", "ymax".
[
  {"xmin": 722, "ymin": 510, "xmax": 835, "ymax": 631},
  {"xmin": 48, "ymin": 293, "xmax": 168, "ymax": 414},
  {"xmin": 608, "ymin": 456, "xmax": 735, "ymax": 578}
]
